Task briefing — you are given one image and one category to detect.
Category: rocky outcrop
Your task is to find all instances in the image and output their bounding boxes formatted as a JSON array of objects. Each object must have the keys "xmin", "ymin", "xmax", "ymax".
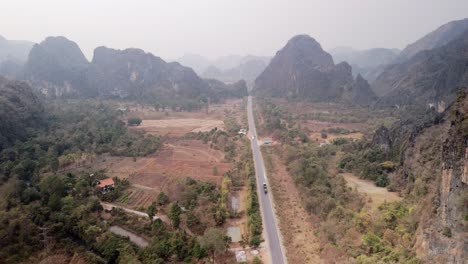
[
  {"xmin": 372, "ymin": 126, "xmax": 392, "ymax": 154},
  {"xmin": 398, "ymin": 18, "xmax": 468, "ymax": 62},
  {"xmin": 24, "ymin": 36, "xmax": 92, "ymax": 98},
  {"xmin": 254, "ymin": 35, "xmax": 376, "ymax": 104},
  {"xmin": 341, "ymin": 74, "xmax": 376, "ymax": 104},
  {"xmin": 373, "ymin": 31, "xmax": 468, "ymax": 108}
]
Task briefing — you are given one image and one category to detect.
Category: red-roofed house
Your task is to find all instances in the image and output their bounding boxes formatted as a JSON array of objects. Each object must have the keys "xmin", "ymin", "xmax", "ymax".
[{"xmin": 96, "ymin": 178, "xmax": 115, "ymax": 193}]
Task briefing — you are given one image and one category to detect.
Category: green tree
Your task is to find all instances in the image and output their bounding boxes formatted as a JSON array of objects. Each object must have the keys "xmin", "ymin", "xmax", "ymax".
[
  {"xmin": 157, "ymin": 191, "xmax": 169, "ymax": 206},
  {"xmin": 252, "ymin": 256, "xmax": 263, "ymax": 264},
  {"xmin": 199, "ymin": 228, "xmax": 228, "ymax": 263},
  {"xmin": 147, "ymin": 202, "xmax": 157, "ymax": 222},
  {"xmin": 169, "ymin": 202, "xmax": 182, "ymax": 228}
]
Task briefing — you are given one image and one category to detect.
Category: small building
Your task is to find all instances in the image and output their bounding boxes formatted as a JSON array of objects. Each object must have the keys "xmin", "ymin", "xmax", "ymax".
[
  {"xmin": 238, "ymin": 128, "xmax": 248, "ymax": 135},
  {"xmin": 96, "ymin": 178, "xmax": 115, "ymax": 193},
  {"xmin": 263, "ymin": 138, "xmax": 273, "ymax": 145}
]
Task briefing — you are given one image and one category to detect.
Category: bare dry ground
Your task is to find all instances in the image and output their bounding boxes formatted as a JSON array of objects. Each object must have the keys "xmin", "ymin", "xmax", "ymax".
[
  {"xmin": 132, "ymin": 118, "xmax": 225, "ymax": 137},
  {"xmin": 342, "ymin": 172, "xmax": 401, "ymax": 209},
  {"xmin": 263, "ymin": 147, "xmax": 322, "ymax": 263},
  {"xmin": 69, "ymin": 139, "xmax": 231, "ymax": 209},
  {"xmin": 128, "ymin": 140, "xmax": 231, "ymax": 189},
  {"xmin": 123, "ymin": 99, "xmax": 245, "ymax": 137}
]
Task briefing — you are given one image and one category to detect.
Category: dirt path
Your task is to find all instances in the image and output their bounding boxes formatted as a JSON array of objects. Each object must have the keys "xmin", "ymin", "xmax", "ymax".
[
  {"xmin": 264, "ymin": 149, "xmax": 322, "ymax": 263},
  {"xmin": 101, "ymin": 202, "xmax": 194, "ymax": 236},
  {"xmin": 109, "ymin": 226, "xmax": 149, "ymax": 248}
]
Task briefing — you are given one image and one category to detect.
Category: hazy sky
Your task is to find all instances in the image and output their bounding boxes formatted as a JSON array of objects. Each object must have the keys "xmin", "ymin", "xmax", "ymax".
[{"xmin": 1, "ymin": 0, "xmax": 467, "ymax": 60}]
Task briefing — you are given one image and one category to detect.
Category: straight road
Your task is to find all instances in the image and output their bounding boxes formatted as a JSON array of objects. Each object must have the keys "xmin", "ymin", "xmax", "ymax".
[{"xmin": 246, "ymin": 96, "xmax": 286, "ymax": 264}]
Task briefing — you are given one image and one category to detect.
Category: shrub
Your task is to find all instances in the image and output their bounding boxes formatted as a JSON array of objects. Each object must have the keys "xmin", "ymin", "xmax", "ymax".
[
  {"xmin": 127, "ymin": 118, "xmax": 142, "ymax": 126},
  {"xmin": 442, "ymin": 227, "xmax": 452, "ymax": 237}
]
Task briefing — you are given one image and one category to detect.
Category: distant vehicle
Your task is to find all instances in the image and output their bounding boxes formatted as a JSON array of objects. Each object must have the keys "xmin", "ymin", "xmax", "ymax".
[
  {"xmin": 252, "ymin": 135, "xmax": 255, "ymax": 140},
  {"xmin": 263, "ymin": 183, "xmax": 267, "ymax": 193}
]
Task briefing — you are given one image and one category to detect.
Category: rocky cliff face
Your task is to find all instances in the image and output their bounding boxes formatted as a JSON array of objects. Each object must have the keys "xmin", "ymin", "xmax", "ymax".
[
  {"xmin": 24, "ymin": 36, "xmax": 92, "ymax": 98},
  {"xmin": 398, "ymin": 18, "xmax": 468, "ymax": 62},
  {"xmin": 370, "ymin": 90, "xmax": 467, "ymax": 263},
  {"xmin": 254, "ymin": 35, "xmax": 376, "ymax": 104},
  {"xmin": 373, "ymin": 31, "xmax": 468, "ymax": 108},
  {"xmin": 414, "ymin": 90, "xmax": 468, "ymax": 263}
]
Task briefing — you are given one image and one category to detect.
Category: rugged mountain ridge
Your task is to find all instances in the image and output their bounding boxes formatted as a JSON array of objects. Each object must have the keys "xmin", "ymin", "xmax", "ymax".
[
  {"xmin": 398, "ymin": 18, "xmax": 468, "ymax": 62},
  {"xmin": 373, "ymin": 31, "xmax": 468, "ymax": 109},
  {"xmin": 21, "ymin": 36, "xmax": 247, "ymax": 101},
  {"xmin": 89, "ymin": 47, "xmax": 208, "ymax": 99},
  {"xmin": 254, "ymin": 35, "xmax": 376, "ymax": 104}
]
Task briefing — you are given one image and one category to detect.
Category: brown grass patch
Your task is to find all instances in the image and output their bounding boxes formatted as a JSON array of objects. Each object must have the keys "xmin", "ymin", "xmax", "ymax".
[
  {"xmin": 342, "ymin": 172, "xmax": 401, "ymax": 209},
  {"xmin": 132, "ymin": 118, "xmax": 224, "ymax": 137}
]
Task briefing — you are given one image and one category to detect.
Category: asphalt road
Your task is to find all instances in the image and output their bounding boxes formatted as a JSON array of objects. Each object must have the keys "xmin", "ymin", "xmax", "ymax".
[{"xmin": 247, "ymin": 96, "xmax": 286, "ymax": 264}]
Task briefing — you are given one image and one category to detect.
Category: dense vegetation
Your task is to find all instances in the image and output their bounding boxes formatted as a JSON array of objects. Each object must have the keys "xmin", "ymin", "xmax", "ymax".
[
  {"xmin": 185, "ymin": 117, "xmax": 263, "ymax": 247},
  {"xmin": 258, "ymin": 99, "xmax": 422, "ymax": 263},
  {"xmin": 0, "ymin": 95, "xmax": 172, "ymax": 262}
]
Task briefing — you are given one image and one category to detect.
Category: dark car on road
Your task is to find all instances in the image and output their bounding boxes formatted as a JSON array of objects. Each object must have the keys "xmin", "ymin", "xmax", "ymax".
[{"xmin": 263, "ymin": 183, "xmax": 268, "ymax": 193}]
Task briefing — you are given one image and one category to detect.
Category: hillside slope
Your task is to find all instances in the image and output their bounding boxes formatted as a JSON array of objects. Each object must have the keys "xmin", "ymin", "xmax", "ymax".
[
  {"xmin": 373, "ymin": 31, "xmax": 468, "ymax": 108},
  {"xmin": 0, "ymin": 76, "xmax": 43, "ymax": 150},
  {"xmin": 398, "ymin": 18, "xmax": 468, "ymax": 62}
]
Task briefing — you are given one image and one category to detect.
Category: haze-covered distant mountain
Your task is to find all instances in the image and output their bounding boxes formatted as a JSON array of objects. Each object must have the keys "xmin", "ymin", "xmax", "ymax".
[
  {"xmin": 0, "ymin": 35, "xmax": 35, "ymax": 77},
  {"xmin": 397, "ymin": 18, "xmax": 468, "ymax": 62},
  {"xmin": 330, "ymin": 47, "xmax": 400, "ymax": 69},
  {"xmin": 174, "ymin": 53, "xmax": 211, "ymax": 75},
  {"xmin": 0, "ymin": 35, "xmax": 35, "ymax": 63},
  {"xmin": 21, "ymin": 36, "xmax": 247, "ymax": 101},
  {"xmin": 329, "ymin": 47, "xmax": 400, "ymax": 82},
  {"xmin": 202, "ymin": 57, "xmax": 269, "ymax": 86},
  {"xmin": 254, "ymin": 35, "xmax": 376, "ymax": 104},
  {"xmin": 175, "ymin": 54, "xmax": 270, "ymax": 85},
  {"xmin": 373, "ymin": 30, "xmax": 468, "ymax": 109}
]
